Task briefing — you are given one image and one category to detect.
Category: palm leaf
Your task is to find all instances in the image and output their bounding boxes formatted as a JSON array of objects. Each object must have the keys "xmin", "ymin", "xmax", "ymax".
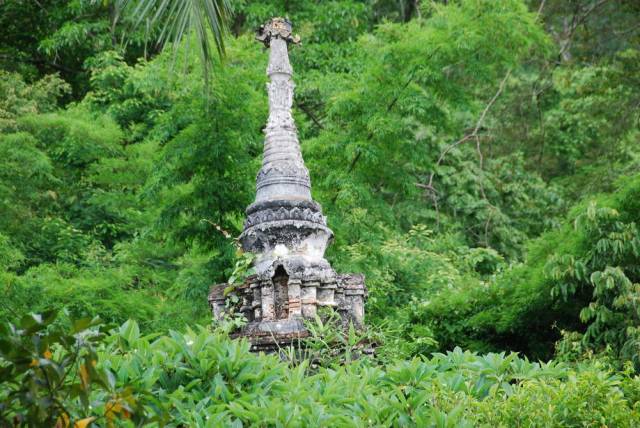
[{"xmin": 122, "ymin": 0, "xmax": 232, "ymax": 83}]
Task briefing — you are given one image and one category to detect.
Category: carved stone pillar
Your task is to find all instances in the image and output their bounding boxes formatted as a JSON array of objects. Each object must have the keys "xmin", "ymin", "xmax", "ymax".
[{"xmin": 288, "ymin": 278, "xmax": 302, "ymax": 317}]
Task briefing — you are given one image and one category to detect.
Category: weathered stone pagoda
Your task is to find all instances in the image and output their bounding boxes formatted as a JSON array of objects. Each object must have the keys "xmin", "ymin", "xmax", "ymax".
[{"xmin": 209, "ymin": 18, "xmax": 366, "ymax": 351}]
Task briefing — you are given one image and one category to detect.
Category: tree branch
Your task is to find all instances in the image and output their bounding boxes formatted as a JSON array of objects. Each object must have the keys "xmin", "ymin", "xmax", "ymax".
[
  {"xmin": 296, "ymin": 100, "xmax": 324, "ymax": 130},
  {"xmin": 556, "ymin": 0, "xmax": 610, "ymax": 62},
  {"xmin": 424, "ymin": 69, "xmax": 512, "ymax": 192},
  {"xmin": 331, "ymin": 69, "xmax": 420, "ymax": 204}
]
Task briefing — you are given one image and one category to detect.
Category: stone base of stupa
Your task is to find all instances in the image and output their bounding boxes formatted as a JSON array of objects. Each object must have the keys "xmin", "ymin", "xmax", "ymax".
[
  {"xmin": 231, "ymin": 319, "xmax": 309, "ymax": 352},
  {"xmin": 209, "ymin": 273, "xmax": 366, "ymax": 352}
]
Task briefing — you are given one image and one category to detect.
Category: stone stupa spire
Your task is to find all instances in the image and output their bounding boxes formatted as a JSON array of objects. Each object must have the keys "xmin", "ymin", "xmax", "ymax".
[
  {"xmin": 240, "ymin": 17, "xmax": 333, "ymax": 282},
  {"xmin": 210, "ymin": 18, "xmax": 366, "ymax": 351},
  {"xmin": 253, "ymin": 18, "xmax": 309, "ymax": 203}
]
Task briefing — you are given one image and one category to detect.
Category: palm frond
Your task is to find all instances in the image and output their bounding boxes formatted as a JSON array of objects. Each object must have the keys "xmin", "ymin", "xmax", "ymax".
[{"xmin": 122, "ymin": 0, "xmax": 232, "ymax": 83}]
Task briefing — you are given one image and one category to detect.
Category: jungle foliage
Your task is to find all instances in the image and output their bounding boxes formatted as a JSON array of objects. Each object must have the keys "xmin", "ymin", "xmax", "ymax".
[{"xmin": 1, "ymin": 0, "xmax": 640, "ymax": 426}]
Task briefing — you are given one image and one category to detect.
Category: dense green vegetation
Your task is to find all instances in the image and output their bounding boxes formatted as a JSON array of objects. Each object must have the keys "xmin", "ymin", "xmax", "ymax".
[
  {"xmin": 1, "ymin": 0, "xmax": 639, "ymax": 425},
  {"xmin": 4, "ymin": 313, "xmax": 640, "ymax": 426}
]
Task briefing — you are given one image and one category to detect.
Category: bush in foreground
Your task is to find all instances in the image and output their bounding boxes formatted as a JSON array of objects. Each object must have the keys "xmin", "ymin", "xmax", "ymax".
[{"xmin": 2, "ymin": 313, "xmax": 639, "ymax": 427}]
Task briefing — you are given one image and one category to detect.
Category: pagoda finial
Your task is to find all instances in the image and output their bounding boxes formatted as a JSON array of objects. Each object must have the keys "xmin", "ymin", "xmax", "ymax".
[{"xmin": 255, "ymin": 17, "xmax": 301, "ymax": 47}]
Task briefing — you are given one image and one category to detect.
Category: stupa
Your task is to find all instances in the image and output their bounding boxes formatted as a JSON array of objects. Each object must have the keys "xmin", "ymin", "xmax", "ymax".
[{"xmin": 209, "ymin": 18, "xmax": 366, "ymax": 351}]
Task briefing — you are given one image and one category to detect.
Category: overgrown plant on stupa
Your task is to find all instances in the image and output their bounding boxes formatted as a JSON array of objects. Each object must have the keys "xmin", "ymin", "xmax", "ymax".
[{"xmin": 209, "ymin": 18, "xmax": 367, "ymax": 351}]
